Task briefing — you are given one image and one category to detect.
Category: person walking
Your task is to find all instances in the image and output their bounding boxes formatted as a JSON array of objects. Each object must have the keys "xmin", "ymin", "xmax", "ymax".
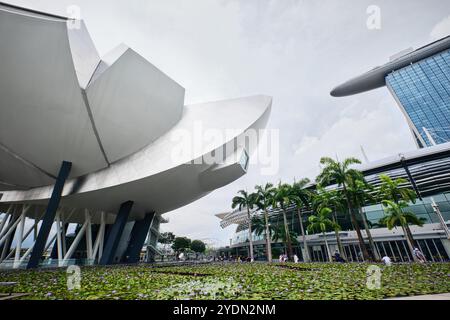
[
  {"xmin": 413, "ymin": 247, "xmax": 427, "ymax": 263},
  {"xmin": 381, "ymin": 255, "xmax": 392, "ymax": 266},
  {"xmin": 333, "ymin": 250, "xmax": 345, "ymax": 263},
  {"xmin": 293, "ymin": 254, "xmax": 299, "ymax": 263}
]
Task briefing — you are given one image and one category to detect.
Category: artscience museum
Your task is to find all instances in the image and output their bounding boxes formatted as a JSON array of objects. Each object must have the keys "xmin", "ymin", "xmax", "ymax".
[{"xmin": 0, "ymin": 3, "xmax": 272, "ymax": 269}]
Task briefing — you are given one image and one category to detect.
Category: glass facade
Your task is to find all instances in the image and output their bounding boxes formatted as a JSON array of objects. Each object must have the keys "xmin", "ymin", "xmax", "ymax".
[
  {"xmin": 363, "ymin": 193, "xmax": 450, "ymax": 226},
  {"xmin": 229, "ymin": 192, "xmax": 450, "ymax": 262},
  {"xmin": 386, "ymin": 49, "xmax": 450, "ymax": 147}
]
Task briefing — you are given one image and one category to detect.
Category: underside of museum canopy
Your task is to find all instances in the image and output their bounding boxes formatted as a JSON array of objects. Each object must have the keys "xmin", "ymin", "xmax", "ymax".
[{"xmin": 0, "ymin": 3, "xmax": 272, "ymax": 268}]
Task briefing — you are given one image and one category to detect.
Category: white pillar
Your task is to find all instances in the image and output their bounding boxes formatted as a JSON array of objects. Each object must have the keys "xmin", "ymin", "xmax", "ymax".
[
  {"xmin": 4, "ymin": 223, "xmax": 35, "ymax": 262},
  {"xmin": 92, "ymin": 212, "xmax": 105, "ymax": 261},
  {"xmin": 99, "ymin": 213, "xmax": 105, "ymax": 260},
  {"xmin": 13, "ymin": 207, "xmax": 27, "ymax": 268},
  {"xmin": 63, "ymin": 220, "xmax": 88, "ymax": 261},
  {"xmin": 19, "ymin": 246, "xmax": 33, "ymax": 264},
  {"xmin": 44, "ymin": 233, "xmax": 57, "ymax": 254},
  {"xmin": 0, "ymin": 215, "xmax": 21, "ymax": 247},
  {"xmin": 85, "ymin": 210, "xmax": 93, "ymax": 262},
  {"xmin": 0, "ymin": 213, "xmax": 10, "ymax": 235},
  {"xmin": 0, "ymin": 205, "xmax": 14, "ymax": 234},
  {"xmin": 61, "ymin": 223, "xmax": 67, "ymax": 257},
  {"xmin": 55, "ymin": 211, "xmax": 63, "ymax": 261}
]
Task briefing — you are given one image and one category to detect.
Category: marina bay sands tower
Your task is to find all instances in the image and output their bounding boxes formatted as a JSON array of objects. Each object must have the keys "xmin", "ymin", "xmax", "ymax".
[{"xmin": 332, "ymin": 36, "xmax": 450, "ymax": 148}]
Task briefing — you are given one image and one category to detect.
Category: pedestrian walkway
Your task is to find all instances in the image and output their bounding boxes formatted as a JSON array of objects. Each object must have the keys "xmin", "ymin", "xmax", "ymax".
[{"xmin": 386, "ymin": 293, "xmax": 450, "ymax": 300}]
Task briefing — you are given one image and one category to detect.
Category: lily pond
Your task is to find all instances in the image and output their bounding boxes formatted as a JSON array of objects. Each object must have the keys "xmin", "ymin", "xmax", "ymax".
[{"xmin": 1, "ymin": 262, "xmax": 449, "ymax": 300}]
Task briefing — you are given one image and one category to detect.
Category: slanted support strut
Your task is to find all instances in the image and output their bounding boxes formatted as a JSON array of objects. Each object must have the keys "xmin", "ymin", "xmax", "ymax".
[
  {"xmin": 123, "ymin": 212, "xmax": 155, "ymax": 263},
  {"xmin": 99, "ymin": 201, "xmax": 134, "ymax": 265},
  {"xmin": 27, "ymin": 161, "xmax": 72, "ymax": 269}
]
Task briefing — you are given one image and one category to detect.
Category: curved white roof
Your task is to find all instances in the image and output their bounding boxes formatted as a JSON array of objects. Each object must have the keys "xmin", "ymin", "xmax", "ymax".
[
  {"xmin": 0, "ymin": 4, "xmax": 273, "ymax": 223},
  {"xmin": 0, "ymin": 4, "xmax": 184, "ymax": 188},
  {"xmin": 0, "ymin": 95, "xmax": 272, "ymax": 222}
]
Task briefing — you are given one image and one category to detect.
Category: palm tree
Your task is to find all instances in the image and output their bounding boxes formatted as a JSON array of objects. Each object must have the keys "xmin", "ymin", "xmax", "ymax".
[
  {"xmin": 380, "ymin": 200, "xmax": 426, "ymax": 261},
  {"xmin": 291, "ymin": 178, "xmax": 312, "ymax": 262},
  {"xmin": 254, "ymin": 183, "xmax": 276, "ymax": 262},
  {"xmin": 307, "ymin": 207, "xmax": 340, "ymax": 262},
  {"xmin": 271, "ymin": 224, "xmax": 299, "ymax": 250},
  {"xmin": 272, "ymin": 183, "xmax": 295, "ymax": 259},
  {"xmin": 377, "ymin": 174, "xmax": 417, "ymax": 204},
  {"xmin": 252, "ymin": 216, "xmax": 276, "ymax": 239},
  {"xmin": 312, "ymin": 187, "xmax": 346, "ymax": 260},
  {"xmin": 347, "ymin": 177, "xmax": 380, "ymax": 260},
  {"xmin": 232, "ymin": 190, "xmax": 257, "ymax": 262},
  {"xmin": 377, "ymin": 174, "xmax": 419, "ymax": 260},
  {"xmin": 316, "ymin": 157, "xmax": 371, "ymax": 261}
]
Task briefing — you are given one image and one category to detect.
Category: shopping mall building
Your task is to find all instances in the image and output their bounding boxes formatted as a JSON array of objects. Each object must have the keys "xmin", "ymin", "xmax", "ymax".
[{"xmin": 218, "ymin": 144, "xmax": 450, "ymax": 262}]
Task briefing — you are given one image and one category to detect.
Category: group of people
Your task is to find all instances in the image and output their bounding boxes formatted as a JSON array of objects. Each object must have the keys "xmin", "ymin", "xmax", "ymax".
[
  {"xmin": 381, "ymin": 247, "xmax": 427, "ymax": 266},
  {"xmin": 221, "ymin": 246, "xmax": 429, "ymax": 264},
  {"xmin": 277, "ymin": 246, "xmax": 428, "ymax": 265},
  {"xmin": 226, "ymin": 255, "xmax": 253, "ymax": 262}
]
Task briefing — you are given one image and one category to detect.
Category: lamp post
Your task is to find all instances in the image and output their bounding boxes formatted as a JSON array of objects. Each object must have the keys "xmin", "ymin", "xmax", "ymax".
[{"xmin": 431, "ymin": 198, "xmax": 450, "ymax": 240}]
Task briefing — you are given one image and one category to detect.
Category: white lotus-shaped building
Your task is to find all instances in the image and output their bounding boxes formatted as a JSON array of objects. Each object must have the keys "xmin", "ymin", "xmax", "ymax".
[{"xmin": 0, "ymin": 3, "xmax": 271, "ymax": 268}]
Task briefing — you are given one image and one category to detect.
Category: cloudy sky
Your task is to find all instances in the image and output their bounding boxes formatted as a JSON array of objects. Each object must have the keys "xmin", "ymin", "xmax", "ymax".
[{"xmin": 6, "ymin": 0, "xmax": 450, "ymax": 246}]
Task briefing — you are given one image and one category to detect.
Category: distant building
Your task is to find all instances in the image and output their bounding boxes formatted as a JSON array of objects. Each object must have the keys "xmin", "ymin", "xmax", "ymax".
[
  {"xmin": 217, "ymin": 144, "xmax": 450, "ymax": 262},
  {"xmin": 331, "ymin": 36, "xmax": 450, "ymax": 148}
]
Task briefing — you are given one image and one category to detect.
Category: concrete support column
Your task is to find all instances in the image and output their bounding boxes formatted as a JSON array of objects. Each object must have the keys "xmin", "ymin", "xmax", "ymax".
[
  {"xmin": 92, "ymin": 212, "xmax": 106, "ymax": 262},
  {"xmin": 85, "ymin": 210, "xmax": 93, "ymax": 261},
  {"xmin": 0, "ymin": 214, "xmax": 20, "ymax": 261},
  {"xmin": 99, "ymin": 201, "xmax": 133, "ymax": 265},
  {"xmin": 123, "ymin": 212, "xmax": 155, "ymax": 263},
  {"xmin": 27, "ymin": 161, "xmax": 72, "ymax": 269},
  {"xmin": 13, "ymin": 206, "xmax": 28, "ymax": 268}
]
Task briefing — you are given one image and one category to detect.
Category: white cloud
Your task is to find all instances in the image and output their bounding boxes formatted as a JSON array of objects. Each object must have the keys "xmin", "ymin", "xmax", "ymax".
[{"xmin": 430, "ymin": 15, "xmax": 450, "ymax": 40}]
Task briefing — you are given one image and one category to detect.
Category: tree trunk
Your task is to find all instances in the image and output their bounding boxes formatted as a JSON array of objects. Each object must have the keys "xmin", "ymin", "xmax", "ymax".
[
  {"xmin": 323, "ymin": 232, "xmax": 333, "ymax": 262},
  {"xmin": 297, "ymin": 208, "xmax": 310, "ymax": 262},
  {"xmin": 264, "ymin": 208, "xmax": 272, "ymax": 262},
  {"xmin": 247, "ymin": 208, "xmax": 254, "ymax": 262},
  {"xmin": 342, "ymin": 185, "xmax": 370, "ymax": 261},
  {"xmin": 282, "ymin": 208, "xmax": 293, "ymax": 259},
  {"xmin": 404, "ymin": 224, "xmax": 416, "ymax": 248},
  {"xmin": 332, "ymin": 211, "xmax": 346, "ymax": 260},
  {"xmin": 402, "ymin": 224, "xmax": 419, "ymax": 262},
  {"xmin": 358, "ymin": 207, "xmax": 380, "ymax": 261}
]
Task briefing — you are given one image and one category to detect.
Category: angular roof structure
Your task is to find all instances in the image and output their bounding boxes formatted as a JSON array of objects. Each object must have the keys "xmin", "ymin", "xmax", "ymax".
[{"xmin": 0, "ymin": 3, "xmax": 272, "ymax": 223}]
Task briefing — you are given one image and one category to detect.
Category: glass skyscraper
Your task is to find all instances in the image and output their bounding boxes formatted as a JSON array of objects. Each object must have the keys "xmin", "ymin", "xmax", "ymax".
[
  {"xmin": 331, "ymin": 36, "xmax": 450, "ymax": 149},
  {"xmin": 386, "ymin": 49, "xmax": 450, "ymax": 148}
]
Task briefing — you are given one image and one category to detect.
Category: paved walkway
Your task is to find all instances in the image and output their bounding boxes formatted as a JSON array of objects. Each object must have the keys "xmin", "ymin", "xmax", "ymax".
[{"xmin": 386, "ymin": 293, "xmax": 450, "ymax": 300}]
